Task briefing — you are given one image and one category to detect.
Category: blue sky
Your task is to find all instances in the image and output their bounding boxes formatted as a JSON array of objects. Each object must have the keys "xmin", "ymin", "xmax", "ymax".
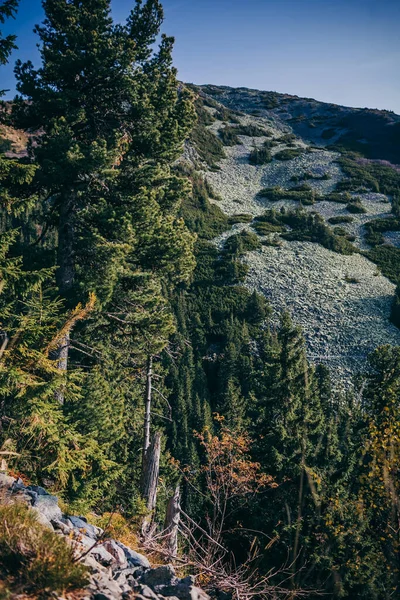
[{"xmin": 1, "ymin": 0, "xmax": 400, "ymax": 113}]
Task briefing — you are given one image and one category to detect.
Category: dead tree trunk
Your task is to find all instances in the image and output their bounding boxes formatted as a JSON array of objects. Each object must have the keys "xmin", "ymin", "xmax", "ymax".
[
  {"xmin": 164, "ymin": 485, "xmax": 180, "ymax": 558},
  {"xmin": 141, "ymin": 431, "xmax": 161, "ymax": 536},
  {"xmin": 142, "ymin": 355, "xmax": 153, "ymax": 467}
]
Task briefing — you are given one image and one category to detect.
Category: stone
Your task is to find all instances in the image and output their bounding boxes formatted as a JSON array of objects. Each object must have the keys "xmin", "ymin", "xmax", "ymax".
[
  {"xmin": 32, "ymin": 493, "xmax": 62, "ymax": 522},
  {"xmin": 91, "ymin": 571, "xmax": 124, "ymax": 599},
  {"xmin": 136, "ymin": 584, "xmax": 159, "ymax": 599},
  {"xmin": 141, "ymin": 565, "xmax": 177, "ymax": 588},
  {"xmin": 90, "ymin": 545, "xmax": 115, "ymax": 567},
  {"xmin": 68, "ymin": 515, "xmax": 100, "ymax": 539},
  {"xmin": 0, "ymin": 472, "xmax": 16, "ymax": 489},
  {"xmin": 26, "ymin": 484, "xmax": 50, "ymax": 495},
  {"xmin": 116, "ymin": 541, "xmax": 150, "ymax": 569},
  {"xmin": 103, "ymin": 539, "xmax": 128, "ymax": 570},
  {"xmin": 161, "ymin": 584, "xmax": 210, "ymax": 600}
]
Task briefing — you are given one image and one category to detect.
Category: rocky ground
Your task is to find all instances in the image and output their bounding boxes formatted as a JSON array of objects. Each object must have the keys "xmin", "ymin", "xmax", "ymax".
[
  {"xmin": 199, "ymin": 97, "xmax": 400, "ymax": 384},
  {"xmin": 0, "ymin": 473, "xmax": 209, "ymax": 600}
]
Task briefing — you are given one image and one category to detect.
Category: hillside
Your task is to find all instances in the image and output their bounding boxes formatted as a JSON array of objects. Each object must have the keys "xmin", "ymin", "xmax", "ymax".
[{"xmin": 185, "ymin": 84, "xmax": 400, "ymax": 385}]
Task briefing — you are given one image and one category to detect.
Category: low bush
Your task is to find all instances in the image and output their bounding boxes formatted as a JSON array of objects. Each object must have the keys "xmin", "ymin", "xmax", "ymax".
[
  {"xmin": 366, "ymin": 246, "xmax": 400, "ymax": 283},
  {"xmin": 190, "ymin": 123, "xmax": 225, "ymax": 168},
  {"xmin": 291, "ymin": 171, "xmax": 330, "ymax": 182},
  {"xmin": 346, "ymin": 199, "xmax": 367, "ymax": 214},
  {"xmin": 0, "ymin": 503, "xmax": 89, "ymax": 595},
  {"xmin": 322, "ymin": 192, "xmax": 352, "ymax": 204},
  {"xmin": 249, "ymin": 146, "xmax": 272, "ymax": 165},
  {"xmin": 219, "ymin": 126, "xmax": 240, "ymax": 146},
  {"xmin": 237, "ymin": 124, "xmax": 269, "ymax": 137},
  {"xmin": 364, "ymin": 217, "xmax": 400, "ymax": 246},
  {"xmin": 255, "ymin": 208, "xmax": 355, "ymax": 255},
  {"xmin": 258, "ymin": 185, "xmax": 316, "ymax": 205},
  {"xmin": 228, "ymin": 213, "xmax": 253, "ymax": 225},
  {"xmin": 328, "ymin": 215, "xmax": 354, "ymax": 224},
  {"xmin": 223, "ymin": 230, "xmax": 261, "ymax": 255},
  {"xmin": 274, "ymin": 148, "xmax": 304, "ymax": 161}
]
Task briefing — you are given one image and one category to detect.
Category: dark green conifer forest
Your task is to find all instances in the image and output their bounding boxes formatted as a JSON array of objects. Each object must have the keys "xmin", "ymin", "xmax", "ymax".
[{"xmin": 1, "ymin": 2, "xmax": 400, "ymax": 599}]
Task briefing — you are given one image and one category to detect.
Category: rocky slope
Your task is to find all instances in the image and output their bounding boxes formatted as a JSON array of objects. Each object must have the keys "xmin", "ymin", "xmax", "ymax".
[
  {"xmin": 191, "ymin": 85, "xmax": 400, "ymax": 385},
  {"xmin": 0, "ymin": 473, "xmax": 208, "ymax": 600}
]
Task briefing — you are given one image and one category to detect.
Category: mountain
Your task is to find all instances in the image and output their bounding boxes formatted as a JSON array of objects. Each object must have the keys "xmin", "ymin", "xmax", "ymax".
[{"xmin": 184, "ymin": 84, "xmax": 400, "ymax": 385}]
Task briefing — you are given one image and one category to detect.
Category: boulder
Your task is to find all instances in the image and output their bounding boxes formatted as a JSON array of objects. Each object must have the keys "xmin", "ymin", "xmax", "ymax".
[
  {"xmin": 141, "ymin": 565, "xmax": 177, "ymax": 588},
  {"xmin": 68, "ymin": 515, "xmax": 100, "ymax": 539},
  {"xmin": 32, "ymin": 493, "xmax": 62, "ymax": 522},
  {"xmin": 102, "ymin": 540, "xmax": 128, "ymax": 570},
  {"xmin": 0, "ymin": 472, "xmax": 16, "ymax": 490},
  {"xmin": 116, "ymin": 540, "xmax": 150, "ymax": 568}
]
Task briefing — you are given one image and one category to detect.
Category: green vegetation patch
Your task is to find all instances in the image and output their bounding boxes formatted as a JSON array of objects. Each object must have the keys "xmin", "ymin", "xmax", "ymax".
[
  {"xmin": 0, "ymin": 503, "xmax": 89, "ymax": 595},
  {"xmin": 328, "ymin": 215, "xmax": 354, "ymax": 225},
  {"xmin": 228, "ymin": 213, "xmax": 253, "ymax": 225},
  {"xmin": 258, "ymin": 185, "xmax": 316, "ymax": 205},
  {"xmin": 249, "ymin": 146, "xmax": 272, "ymax": 165},
  {"xmin": 274, "ymin": 148, "xmax": 304, "ymax": 161},
  {"xmin": 346, "ymin": 198, "xmax": 367, "ymax": 214},
  {"xmin": 177, "ymin": 163, "xmax": 229, "ymax": 239},
  {"xmin": 254, "ymin": 208, "xmax": 356, "ymax": 255},
  {"xmin": 366, "ymin": 246, "xmax": 400, "ymax": 283}
]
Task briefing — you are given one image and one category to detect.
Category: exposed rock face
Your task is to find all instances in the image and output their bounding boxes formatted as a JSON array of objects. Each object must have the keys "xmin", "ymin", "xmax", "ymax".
[
  {"xmin": 192, "ymin": 86, "xmax": 400, "ymax": 383},
  {"xmin": 0, "ymin": 473, "xmax": 209, "ymax": 600}
]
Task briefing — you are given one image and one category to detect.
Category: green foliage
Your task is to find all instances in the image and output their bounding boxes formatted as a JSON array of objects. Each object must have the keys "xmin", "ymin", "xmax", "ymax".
[
  {"xmin": 274, "ymin": 148, "xmax": 304, "ymax": 160},
  {"xmin": 0, "ymin": 503, "xmax": 88, "ymax": 594},
  {"xmin": 255, "ymin": 207, "xmax": 356, "ymax": 254},
  {"xmin": 219, "ymin": 126, "xmax": 240, "ymax": 146},
  {"xmin": 347, "ymin": 198, "xmax": 367, "ymax": 213},
  {"xmin": 328, "ymin": 215, "xmax": 354, "ymax": 224},
  {"xmin": 223, "ymin": 230, "xmax": 261, "ymax": 255},
  {"xmin": 366, "ymin": 245, "xmax": 400, "ymax": 283},
  {"xmin": 249, "ymin": 146, "xmax": 272, "ymax": 165},
  {"xmin": 177, "ymin": 162, "xmax": 228, "ymax": 239},
  {"xmin": 258, "ymin": 185, "xmax": 316, "ymax": 205},
  {"xmin": 227, "ymin": 213, "xmax": 253, "ymax": 225}
]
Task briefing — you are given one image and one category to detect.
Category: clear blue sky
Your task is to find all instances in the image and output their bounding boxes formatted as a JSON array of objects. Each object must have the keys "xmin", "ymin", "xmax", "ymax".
[{"xmin": 1, "ymin": 0, "xmax": 400, "ymax": 113}]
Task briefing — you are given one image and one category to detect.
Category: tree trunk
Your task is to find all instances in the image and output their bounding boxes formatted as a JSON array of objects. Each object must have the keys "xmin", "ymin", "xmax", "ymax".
[
  {"xmin": 164, "ymin": 485, "xmax": 180, "ymax": 558},
  {"xmin": 54, "ymin": 193, "xmax": 75, "ymax": 405},
  {"xmin": 141, "ymin": 431, "xmax": 161, "ymax": 536},
  {"xmin": 142, "ymin": 355, "xmax": 153, "ymax": 468},
  {"xmin": 56, "ymin": 193, "xmax": 75, "ymax": 296},
  {"xmin": 53, "ymin": 331, "xmax": 70, "ymax": 405}
]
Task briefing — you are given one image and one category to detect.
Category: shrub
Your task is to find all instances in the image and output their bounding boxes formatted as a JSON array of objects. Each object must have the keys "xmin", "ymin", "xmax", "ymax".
[
  {"xmin": 256, "ymin": 208, "xmax": 355, "ymax": 255},
  {"xmin": 274, "ymin": 148, "xmax": 304, "ymax": 161},
  {"xmin": 278, "ymin": 133, "xmax": 296, "ymax": 145},
  {"xmin": 366, "ymin": 246, "xmax": 400, "ymax": 283},
  {"xmin": 228, "ymin": 214, "xmax": 253, "ymax": 225},
  {"xmin": 0, "ymin": 503, "xmax": 89, "ymax": 595},
  {"xmin": 328, "ymin": 216, "xmax": 354, "ymax": 224},
  {"xmin": 347, "ymin": 199, "xmax": 367, "ymax": 214},
  {"xmin": 190, "ymin": 123, "xmax": 225, "ymax": 168},
  {"xmin": 322, "ymin": 192, "xmax": 352, "ymax": 204},
  {"xmin": 249, "ymin": 146, "xmax": 272, "ymax": 166},
  {"xmin": 364, "ymin": 218, "xmax": 400, "ymax": 246},
  {"xmin": 391, "ymin": 284, "xmax": 400, "ymax": 328},
  {"xmin": 224, "ymin": 230, "xmax": 261, "ymax": 255},
  {"xmin": 253, "ymin": 220, "xmax": 285, "ymax": 235},
  {"xmin": 219, "ymin": 126, "xmax": 240, "ymax": 146},
  {"xmin": 258, "ymin": 185, "xmax": 316, "ymax": 205},
  {"xmin": 237, "ymin": 124, "xmax": 268, "ymax": 137}
]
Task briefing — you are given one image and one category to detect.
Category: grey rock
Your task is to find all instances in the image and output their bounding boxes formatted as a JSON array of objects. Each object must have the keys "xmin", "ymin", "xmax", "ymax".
[
  {"xmin": 162, "ymin": 584, "xmax": 210, "ymax": 600},
  {"xmin": 116, "ymin": 540, "xmax": 150, "ymax": 568},
  {"xmin": 31, "ymin": 507, "xmax": 54, "ymax": 530},
  {"xmin": 91, "ymin": 571, "xmax": 124, "ymax": 599},
  {"xmin": 141, "ymin": 565, "xmax": 177, "ymax": 588},
  {"xmin": 0, "ymin": 472, "xmax": 16, "ymax": 489},
  {"xmin": 27, "ymin": 484, "xmax": 50, "ymax": 495},
  {"xmin": 90, "ymin": 544, "xmax": 115, "ymax": 567},
  {"xmin": 69, "ymin": 515, "xmax": 99, "ymax": 539},
  {"xmin": 103, "ymin": 539, "xmax": 128, "ymax": 570},
  {"xmin": 32, "ymin": 493, "xmax": 62, "ymax": 522},
  {"xmin": 136, "ymin": 584, "xmax": 159, "ymax": 599},
  {"xmin": 52, "ymin": 519, "xmax": 73, "ymax": 534}
]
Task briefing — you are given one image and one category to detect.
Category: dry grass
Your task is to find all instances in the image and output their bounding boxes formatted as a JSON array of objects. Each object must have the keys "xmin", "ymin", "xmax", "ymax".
[{"xmin": 0, "ymin": 503, "xmax": 89, "ymax": 597}]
